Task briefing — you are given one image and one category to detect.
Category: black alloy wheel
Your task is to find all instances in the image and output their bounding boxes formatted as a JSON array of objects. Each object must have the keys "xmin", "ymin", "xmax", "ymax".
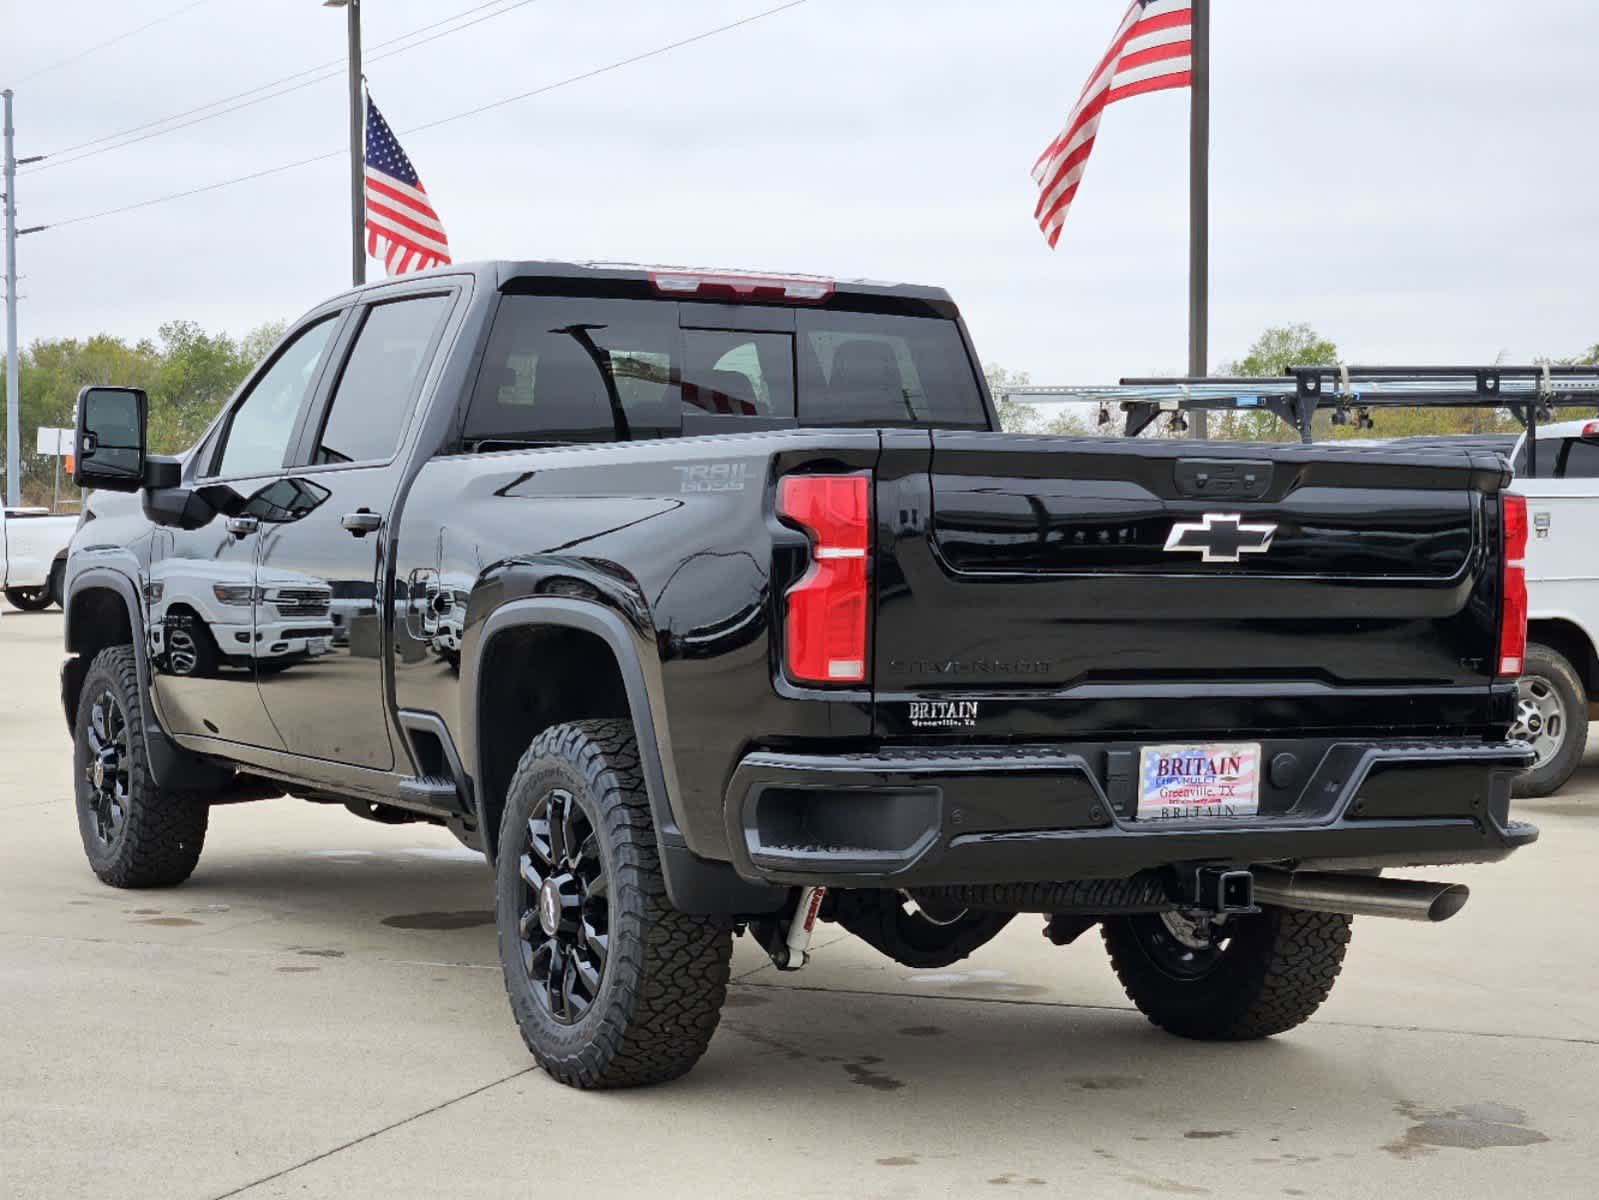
[
  {"xmin": 1120, "ymin": 910, "xmax": 1234, "ymax": 980},
  {"xmin": 514, "ymin": 786, "xmax": 610, "ymax": 1024},
  {"xmin": 81, "ymin": 687, "xmax": 132, "ymax": 848},
  {"xmin": 494, "ymin": 719, "xmax": 732, "ymax": 1088},
  {"xmin": 72, "ymin": 646, "xmax": 208, "ymax": 888}
]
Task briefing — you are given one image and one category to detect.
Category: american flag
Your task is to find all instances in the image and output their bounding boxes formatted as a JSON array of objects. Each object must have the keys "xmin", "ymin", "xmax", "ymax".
[
  {"xmin": 364, "ymin": 92, "xmax": 451, "ymax": 275},
  {"xmin": 1032, "ymin": 0, "xmax": 1193, "ymax": 249}
]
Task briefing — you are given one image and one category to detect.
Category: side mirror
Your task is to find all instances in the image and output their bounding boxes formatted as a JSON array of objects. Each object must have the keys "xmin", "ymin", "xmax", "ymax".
[{"xmin": 73, "ymin": 386, "xmax": 148, "ymax": 493}]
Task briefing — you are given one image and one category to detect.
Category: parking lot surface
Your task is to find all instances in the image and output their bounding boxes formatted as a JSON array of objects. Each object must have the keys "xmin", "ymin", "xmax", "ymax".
[{"xmin": 3, "ymin": 601, "xmax": 1597, "ymax": 1199}]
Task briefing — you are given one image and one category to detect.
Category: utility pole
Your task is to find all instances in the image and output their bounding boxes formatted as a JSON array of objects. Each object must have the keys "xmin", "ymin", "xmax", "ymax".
[
  {"xmin": 1187, "ymin": 0, "xmax": 1210, "ymax": 439},
  {"xmin": 326, "ymin": 0, "xmax": 366, "ymax": 287},
  {"xmin": 3, "ymin": 91, "xmax": 47, "ymax": 509},
  {"xmin": 4, "ymin": 88, "xmax": 21, "ymax": 508}
]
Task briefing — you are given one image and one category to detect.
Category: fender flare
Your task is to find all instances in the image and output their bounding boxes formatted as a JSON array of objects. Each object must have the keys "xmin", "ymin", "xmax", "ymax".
[
  {"xmin": 461, "ymin": 596, "xmax": 783, "ymax": 916},
  {"xmin": 63, "ymin": 566, "xmax": 230, "ymax": 792},
  {"xmin": 461, "ymin": 596, "xmax": 684, "ymax": 850}
]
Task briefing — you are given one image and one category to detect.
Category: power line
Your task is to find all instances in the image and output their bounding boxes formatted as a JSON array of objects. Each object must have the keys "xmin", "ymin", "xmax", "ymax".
[
  {"xmin": 39, "ymin": 0, "xmax": 810, "ymax": 232},
  {"xmin": 26, "ymin": 0, "xmax": 545, "ymax": 173},
  {"xmin": 14, "ymin": 0, "xmax": 222, "ymax": 85},
  {"xmin": 408, "ymin": 0, "xmax": 808, "ymax": 138}
]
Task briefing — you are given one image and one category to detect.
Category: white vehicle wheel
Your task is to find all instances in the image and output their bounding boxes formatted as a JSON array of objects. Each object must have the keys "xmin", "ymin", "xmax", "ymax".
[{"xmin": 1510, "ymin": 643, "xmax": 1589, "ymax": 797}]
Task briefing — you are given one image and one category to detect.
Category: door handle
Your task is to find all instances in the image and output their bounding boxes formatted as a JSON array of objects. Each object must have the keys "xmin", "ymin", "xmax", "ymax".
[
  {"xmin": 225, "ymin": 515, "xmax": 259, "ymax": 538},
  {"xmin": 341, "ymin": 509, "xmax": 383, "ymax": 538}
]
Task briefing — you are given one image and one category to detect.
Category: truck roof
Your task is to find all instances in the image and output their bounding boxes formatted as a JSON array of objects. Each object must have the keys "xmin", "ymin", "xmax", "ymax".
[{"xmin": 330, "ymin": 258, "xmax": 960, "ymax": 315}]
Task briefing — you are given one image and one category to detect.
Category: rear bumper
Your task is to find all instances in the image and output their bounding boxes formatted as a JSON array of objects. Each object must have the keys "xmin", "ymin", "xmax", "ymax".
[{"xmin": 722, "ymin": 738, "xmax": 1538, "ymax": 888}]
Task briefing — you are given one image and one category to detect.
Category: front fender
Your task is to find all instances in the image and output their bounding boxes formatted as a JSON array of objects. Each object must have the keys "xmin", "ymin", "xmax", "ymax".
[{"xmin": 63, "ymin": 563, "xmax": 230, "ymax": 792}]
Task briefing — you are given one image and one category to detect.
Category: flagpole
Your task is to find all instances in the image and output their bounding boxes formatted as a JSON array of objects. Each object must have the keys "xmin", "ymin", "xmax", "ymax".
[
  {"xmin": 1188, "ymin": 0, "xmax": 1209, "ymax": 438},
  {"xmin": 337, "ymin": 0, "xmax": 366, "ymax": 287}
]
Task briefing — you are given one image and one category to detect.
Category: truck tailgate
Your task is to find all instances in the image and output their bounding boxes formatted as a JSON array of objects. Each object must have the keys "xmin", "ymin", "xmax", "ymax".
[{"xmin": 872, "ymin": 432, "xmax": 1510, "ymax": 741}]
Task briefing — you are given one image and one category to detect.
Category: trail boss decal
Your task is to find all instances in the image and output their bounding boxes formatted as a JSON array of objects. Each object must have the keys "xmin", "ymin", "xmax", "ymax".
[
  {"xmin": 675, "ymin": 462, "xmax": 748, "ymax": 493},
  {"xmin": 1136, "ymin": 743, "xmax": 1262, "ymax": 821},
  {"xmin": 908, "ymin": 700, "xmax": 980, "ymax": 729}
]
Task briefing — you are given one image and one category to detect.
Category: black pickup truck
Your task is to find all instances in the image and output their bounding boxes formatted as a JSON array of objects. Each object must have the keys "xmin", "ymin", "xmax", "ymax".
[{"xmin": 63, "ymin": 261, "xmax": 1536, "ymax": 1088}]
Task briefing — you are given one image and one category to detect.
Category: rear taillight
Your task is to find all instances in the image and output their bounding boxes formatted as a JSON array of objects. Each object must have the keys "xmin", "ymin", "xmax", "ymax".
[
  {"xmin": 777, "ymin": 474, "xmax": 870, "ymax": 685},
  {"xmin": 1497, "ymin": 492, "xmax": 1528, "ymax": 678}
]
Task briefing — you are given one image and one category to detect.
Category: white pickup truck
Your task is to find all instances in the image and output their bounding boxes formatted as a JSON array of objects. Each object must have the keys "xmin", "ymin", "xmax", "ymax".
[
  {"xmin": 1507, "ymin": 418, "xmax": 1599, "ymax": 795},
  {"xmin": 0, "ymin": 508, "xmax": 76, "ymax": 611}
]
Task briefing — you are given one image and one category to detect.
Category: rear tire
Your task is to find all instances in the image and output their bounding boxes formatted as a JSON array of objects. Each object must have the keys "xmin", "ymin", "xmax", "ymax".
[
  {"xmin": 4, "ymin": 585, "xmax": 53, "ymax": 612},
  {"xmin": 1510, "ymin": 643, "xmax": 1588, "ymax": 798},
  {"xmin": 73, "ymin": 646, "xmax": 208, "ymax": 888},
  {"xmin": 494, "ymin": 719, "xmax": 732, "ymax": 1088},
  {"xmin": 1102, "ymin": 906, "xmax": 1350, "ymax": 1040}
]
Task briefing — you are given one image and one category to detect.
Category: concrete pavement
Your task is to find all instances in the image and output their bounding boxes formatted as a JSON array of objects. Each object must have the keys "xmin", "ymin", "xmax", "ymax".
[{"xmin": 2, "ymin": 601, "xmax": 1596, "ymax": 1199}]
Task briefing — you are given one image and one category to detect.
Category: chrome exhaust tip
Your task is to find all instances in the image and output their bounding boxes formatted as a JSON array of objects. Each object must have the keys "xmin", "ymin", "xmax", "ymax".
[{"xmin": 1252, "ymin": 868, "xmax": 1469, "ymax": 923}]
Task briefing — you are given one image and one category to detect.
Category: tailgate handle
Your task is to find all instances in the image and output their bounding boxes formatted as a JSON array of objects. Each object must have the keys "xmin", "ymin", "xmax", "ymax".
[{"xmin": 1174, "ymin": 458, "xmax": 1273, "ymax": 500}]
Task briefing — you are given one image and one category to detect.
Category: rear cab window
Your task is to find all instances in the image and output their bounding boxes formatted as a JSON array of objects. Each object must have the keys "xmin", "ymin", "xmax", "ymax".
[
  {"xmin": 462, "ymin": 291, "xmax": 989, "ymax": 448},
  {"xmin": 1514, "ymin": 433, "xmax": 1599, "ymax": 479}
]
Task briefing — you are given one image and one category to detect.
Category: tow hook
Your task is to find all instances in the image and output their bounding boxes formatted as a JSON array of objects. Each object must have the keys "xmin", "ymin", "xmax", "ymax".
[{"xmin": 758, "ymin": 885, "xmax": 828, "ymax": 971}]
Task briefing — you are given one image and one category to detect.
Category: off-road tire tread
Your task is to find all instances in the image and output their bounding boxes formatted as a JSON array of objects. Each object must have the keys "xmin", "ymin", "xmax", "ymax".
[
  {"xmin": 75, "ymin": 646, "xmax": 208, "ymax": 888},
  {"xmin": 1102, "ymin": 907, "xmax": 1351, "ymax": 1040},
  {"xmin": 496, "ymin": 719, "xmax": 732, "ymax": 1089}
]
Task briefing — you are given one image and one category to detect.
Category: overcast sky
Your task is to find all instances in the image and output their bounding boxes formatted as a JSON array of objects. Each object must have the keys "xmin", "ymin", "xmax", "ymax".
[{"xmin": 3, "ymin": 0, "xmax": 1596, "ymax": 383}]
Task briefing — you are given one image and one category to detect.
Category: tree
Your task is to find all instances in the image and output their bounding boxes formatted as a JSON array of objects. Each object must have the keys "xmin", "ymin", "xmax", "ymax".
[
  {"xmin": 0, "ymin": 319, "xmax": 284, "ymax": 508},
  {"xmin": 986, "ymin": 363, "xmax": 1039, "ymax": 432},
  {"xmin": 1208, "ymin": 323, "xmax": 1340, "ymax": 441},
  {"xmin": 1229, "ymin": 323, "xmax": 1339, "ymax": 378},
  {"xmin": 985, "ymin": 363, "xmax": 1098, "ymax": 436}
]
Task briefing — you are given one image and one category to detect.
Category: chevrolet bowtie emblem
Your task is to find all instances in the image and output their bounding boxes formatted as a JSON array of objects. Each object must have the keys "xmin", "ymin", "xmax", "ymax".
[{"xmin": 1163, "ymin": 513, "xmax": 1278, "ymax": 563}]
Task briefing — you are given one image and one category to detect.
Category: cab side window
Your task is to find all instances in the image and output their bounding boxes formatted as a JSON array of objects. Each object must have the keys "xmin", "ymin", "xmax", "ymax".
[
  {"xmin": 314, "ymin": 294, "xmax": 452, "ymax": 465},
  {"xmin": 214, "ymin": 317, "xmax": 339, "ymax": 479}
]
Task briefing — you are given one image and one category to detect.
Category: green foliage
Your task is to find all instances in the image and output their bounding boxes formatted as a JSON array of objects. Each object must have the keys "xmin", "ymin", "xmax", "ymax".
[
  {"xmin": 1209, "ymin": 323, "xmax": 1341, "ymax": 441},
  {"xmin": 986, "ymin": 363, "xmax": 1038, "ymax": 432},
  {"xmin": 1210, "ymin": 324, "xmax": 1593, "ymax": 442},
  {"xmin": 0, "ymin": 320, "xmax": 282, "ymax": 508},
  {"xmin": 1229, "ymin": 322, "xmax": 1340, "ymax": 378},
  {"xmin": 986, "ymin": 363, "xmax": 1095, "ymax": 436}
]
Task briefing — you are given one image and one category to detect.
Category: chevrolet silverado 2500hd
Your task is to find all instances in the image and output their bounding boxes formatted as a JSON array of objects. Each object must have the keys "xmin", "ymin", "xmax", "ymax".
[{"xmin": 61, "ymin": 261, "xmax": 1535, "ymax": 1088}]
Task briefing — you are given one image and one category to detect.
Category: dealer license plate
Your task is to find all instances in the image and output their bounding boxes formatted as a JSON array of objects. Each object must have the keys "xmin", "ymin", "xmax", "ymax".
[{"xmin": 1136, "ymin": 743, "xmax": 1262, "ymax": 822}]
